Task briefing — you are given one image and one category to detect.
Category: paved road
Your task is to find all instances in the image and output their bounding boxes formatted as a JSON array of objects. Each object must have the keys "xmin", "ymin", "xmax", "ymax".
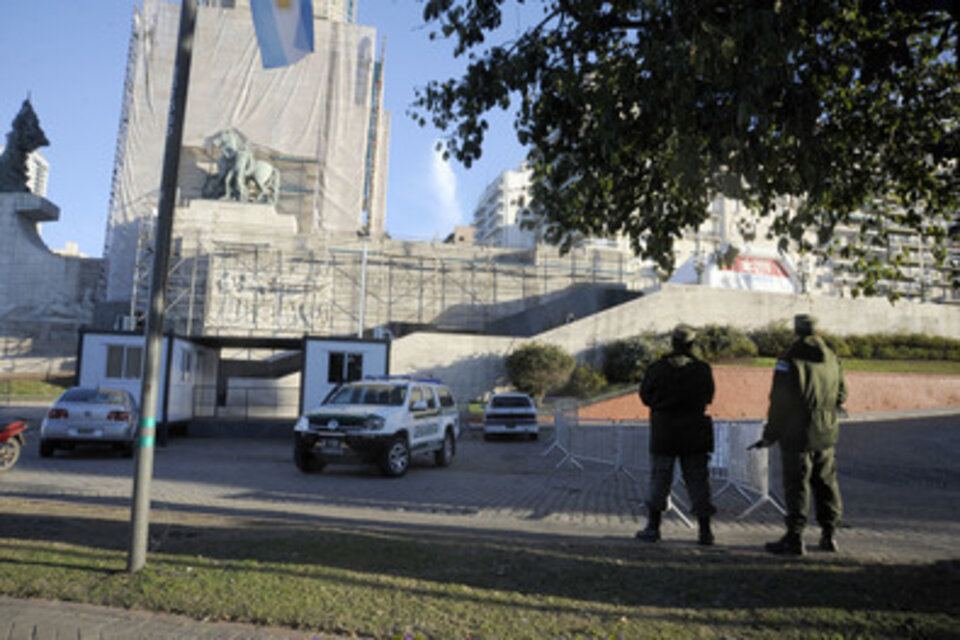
[{"xmin": 1, "ymin": 405, "xmax": 957, "ymax": 638}]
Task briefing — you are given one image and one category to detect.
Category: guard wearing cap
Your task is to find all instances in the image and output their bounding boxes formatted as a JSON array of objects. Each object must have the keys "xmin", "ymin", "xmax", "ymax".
[
  {"xmin": 754, "ymin": 314, "xmax": 847, "ymax": 555},
  {"xmin": 636, "ymin": 324, "xmax": 717, "ymax": 545}
]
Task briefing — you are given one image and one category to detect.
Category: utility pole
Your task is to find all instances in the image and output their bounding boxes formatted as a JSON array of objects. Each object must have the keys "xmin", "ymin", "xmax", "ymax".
[{"xmin": 128, "ymin": 0, "xmax": 197, "ymax": 573}]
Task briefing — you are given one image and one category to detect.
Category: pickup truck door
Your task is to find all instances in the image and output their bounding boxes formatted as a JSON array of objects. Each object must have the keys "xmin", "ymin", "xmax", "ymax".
[{"xmin": 409, "ymin": 385, "xmax": 441, "ymax": 450}]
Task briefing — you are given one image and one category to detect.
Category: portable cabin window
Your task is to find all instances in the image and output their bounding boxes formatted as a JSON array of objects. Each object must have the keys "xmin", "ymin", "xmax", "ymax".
[
  {"xmin": 327, "ymin": 352, "xmax": 364, "ymax": 384},
  {"xmin": 106, "ymin": 345, "xmax": 143, "ymax": 379},
  {"xmin": 180, "ymin": 350, "xmax": 193, "ymax": 382}
]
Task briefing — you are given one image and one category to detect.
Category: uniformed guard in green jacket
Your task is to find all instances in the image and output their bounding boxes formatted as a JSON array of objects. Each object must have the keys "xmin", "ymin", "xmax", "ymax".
[
  {"xmin": 754, "ymin": 314, "xmax": 847, "ymax": 556},
  {"xmin": 636, "ymin": 324, "xmax": 717, "ymax": 546}
]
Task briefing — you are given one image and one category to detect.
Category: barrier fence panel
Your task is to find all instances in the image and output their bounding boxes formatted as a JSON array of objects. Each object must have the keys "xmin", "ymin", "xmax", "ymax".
[
  {"xmin": 545, "ymin": 408, "xmax": 582, "ymax": 470},
  {"xmin": 711, "ymin": 420, "xmax": 786, "ymax": 519},
  {"xmin": 568, "ymin": 420, "xmax": 623, "ymax": 470},
  {"xmin": 541, "ymin": 411, "xmax": 782, "ymax": 523},
  {"xmin": 541, "ymin": 411, "xmax": 695, "ymax": 525}
]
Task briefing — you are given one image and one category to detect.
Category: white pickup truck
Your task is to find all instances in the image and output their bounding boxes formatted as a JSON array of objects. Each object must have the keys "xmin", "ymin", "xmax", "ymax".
[
  {"xmin": 482, "ymin": 392, "xmax": 539, "ymax": 440},
  {"xmin": 293, "ymin": 377, "xmax": 460, "ymax": 477}
]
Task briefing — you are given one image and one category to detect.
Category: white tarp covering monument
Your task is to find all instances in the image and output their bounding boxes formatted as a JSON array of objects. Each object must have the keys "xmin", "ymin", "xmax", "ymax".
[{"xmin": 103, "ymin": 0, "xmax": 388, "ymax": 304}]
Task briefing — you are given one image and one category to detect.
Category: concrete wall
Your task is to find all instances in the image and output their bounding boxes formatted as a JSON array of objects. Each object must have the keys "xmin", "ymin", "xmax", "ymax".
[
  {"xmin": 390, "ymin": 283, "xmax": 960, "ymax": 400},
  {"xmin": 0, "ymin": 194, "xmax": 102, "ymax": 366},
  {"xmin": 484, "ymin": 284, "xmax": 642, "ymax": 337},
  {"xmin": 390, "ymin": 332, "xmax": 519, "ymax": 402}
]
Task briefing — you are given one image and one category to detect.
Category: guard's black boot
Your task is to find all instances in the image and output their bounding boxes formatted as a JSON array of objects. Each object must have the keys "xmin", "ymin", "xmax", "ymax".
[
  {"xmin": 697, "ymin": 516, "xmax": 715, "ymax": 546},
  {"xmin": 765, "ymin": 533, "xmax": 805, "ymax": 556},
  {"xmin": 819, "ymin": 527, "xmax": 839, "ymax": 552},
  {"xmin": 636, "ymin": 510, "xmax": 661, "ymax": 543}
]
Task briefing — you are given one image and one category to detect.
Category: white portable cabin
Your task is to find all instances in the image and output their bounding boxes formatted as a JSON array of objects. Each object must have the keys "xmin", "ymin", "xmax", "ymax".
[
  {"xmin": 76, "ymin": 330, "xmax": 217, "ymax": 435},
  {"xmin": 300, "ymin": 337, "xmax": 390, "ymax": 413}
]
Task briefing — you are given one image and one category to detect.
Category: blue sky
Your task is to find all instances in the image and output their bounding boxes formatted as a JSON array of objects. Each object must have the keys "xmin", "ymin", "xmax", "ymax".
[{"xmin": 0, "ymin": 0, "xmax": 531, "ymax": 257}]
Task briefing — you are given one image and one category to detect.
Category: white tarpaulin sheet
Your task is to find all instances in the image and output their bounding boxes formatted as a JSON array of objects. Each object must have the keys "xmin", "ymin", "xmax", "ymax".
[
  {"xmin": 104, "ymin": 0, "xmax": 385, "ymax": 303},
  {"xmin": 670, "ymin": 253, "xmax": 798, "ymax": 294}
]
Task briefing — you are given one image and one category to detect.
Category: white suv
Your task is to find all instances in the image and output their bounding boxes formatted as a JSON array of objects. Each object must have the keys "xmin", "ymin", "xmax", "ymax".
[
  {"xmin": 483, "ymin": 392, "xmax": 539, "ymax": 440},
  {"xmin": 293, "ymin": 377, "xmax": 460, "ymax": 477}
]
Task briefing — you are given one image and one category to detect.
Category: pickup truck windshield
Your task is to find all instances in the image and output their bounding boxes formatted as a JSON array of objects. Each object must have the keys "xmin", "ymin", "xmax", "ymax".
[{"xmin": 326, "ymin": 384, "xmax": 406, "ymax": 406}]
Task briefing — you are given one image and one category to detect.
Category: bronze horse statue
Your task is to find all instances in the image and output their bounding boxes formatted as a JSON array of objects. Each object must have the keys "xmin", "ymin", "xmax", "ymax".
[
  {"xmin": 204, "ymin": 128, "xmax": 279, "ymax": 204},
  {"xmin": 0, "ymin": 99, "xmax": 49, "ymax": 193}
]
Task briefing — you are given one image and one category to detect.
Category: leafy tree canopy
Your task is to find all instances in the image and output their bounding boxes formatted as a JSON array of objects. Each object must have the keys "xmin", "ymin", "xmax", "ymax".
[{"xmin": 413, "ymin": 0, "xmax": 958, "ymax": 295}]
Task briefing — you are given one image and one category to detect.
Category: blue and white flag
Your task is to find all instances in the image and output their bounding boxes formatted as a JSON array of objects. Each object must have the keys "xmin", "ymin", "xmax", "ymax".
[{"xmin": 250, "ymin": 0, "xmax": 314, "ymax": 69}]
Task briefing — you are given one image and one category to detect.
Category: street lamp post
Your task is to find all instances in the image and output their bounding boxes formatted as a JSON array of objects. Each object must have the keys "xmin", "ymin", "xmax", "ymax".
[{"xmin": 127, "ymin": 0, "xmax": 197, "ymax": 573}]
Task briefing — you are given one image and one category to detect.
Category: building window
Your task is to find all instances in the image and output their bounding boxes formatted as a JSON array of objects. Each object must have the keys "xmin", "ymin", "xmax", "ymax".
[
  {"xmin": 328, "ymin": 352, "xmax": 363, "ymax": 384},
  {"xmin": 106, "ymin": 345, "xmax": 143, "ymax": 379},
  {"xmin": 180, "ymin": 351, "xmax": 193, "ymax": 382}
]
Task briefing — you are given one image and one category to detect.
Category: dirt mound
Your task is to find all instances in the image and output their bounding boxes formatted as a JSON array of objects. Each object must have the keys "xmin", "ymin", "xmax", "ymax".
[{"xmin": 579, "ymin": 366, "xmax": 960, "ymax": 421}]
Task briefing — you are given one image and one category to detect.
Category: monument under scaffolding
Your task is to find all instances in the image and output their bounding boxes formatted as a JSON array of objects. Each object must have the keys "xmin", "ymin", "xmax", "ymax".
[
  {"xmin": 131, "ymin": 203, "xmax": 656, "ymax": 339},
  {"xmin": 103, "ymin": 0, "xmax": 389, "ymax": 312}
]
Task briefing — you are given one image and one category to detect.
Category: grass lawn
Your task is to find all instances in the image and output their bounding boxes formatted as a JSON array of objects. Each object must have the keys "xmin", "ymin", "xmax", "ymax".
[
  {"xmin": 0, "ymin": 499, "xmax": 956, "ymax": 639},
  {"xmin": 0, "ymin": 375, "xmax": 71, "ymax": 402}
]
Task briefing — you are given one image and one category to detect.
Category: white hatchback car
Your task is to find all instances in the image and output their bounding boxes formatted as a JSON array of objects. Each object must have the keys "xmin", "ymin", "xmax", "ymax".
[{"xmin": 482, "ymin": 392, "xmax": 539, "ymax": 440}]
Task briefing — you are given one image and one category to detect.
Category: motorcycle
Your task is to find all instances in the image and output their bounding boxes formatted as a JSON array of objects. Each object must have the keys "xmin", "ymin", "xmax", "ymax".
[{"xmin": 0, "ymin": 420, "xmax": 28, "ymax": 471}]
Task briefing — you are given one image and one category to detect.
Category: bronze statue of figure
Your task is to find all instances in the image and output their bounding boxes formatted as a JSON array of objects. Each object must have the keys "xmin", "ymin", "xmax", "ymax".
[
  {"xmin": 203, "ymin": 128, "xmax": 279, "ymax": 204},
  {"xmin": 0, "ymin": 99, "xmax": 49, "ymax": 193}
]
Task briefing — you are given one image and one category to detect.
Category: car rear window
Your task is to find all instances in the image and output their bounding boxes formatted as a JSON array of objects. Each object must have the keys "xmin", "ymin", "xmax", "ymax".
[
  {"xmin": 491, "ymin": 395, "xmax": 533, "ymax": 409},
  {"xmin": 60, "ymin": 389, "xmax": 126, "ymax": 404}
]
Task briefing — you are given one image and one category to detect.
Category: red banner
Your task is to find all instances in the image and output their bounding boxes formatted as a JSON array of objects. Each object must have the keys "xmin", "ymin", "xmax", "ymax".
[{"xmin": 722, "ymin": 256, "xmax": 790, "ymax": 278}]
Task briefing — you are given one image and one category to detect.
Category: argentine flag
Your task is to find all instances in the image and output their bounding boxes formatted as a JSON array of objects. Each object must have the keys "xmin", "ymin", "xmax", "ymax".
[{"xmin": 251, "ymin": 0, "xmax": 315, "ymax": 69}]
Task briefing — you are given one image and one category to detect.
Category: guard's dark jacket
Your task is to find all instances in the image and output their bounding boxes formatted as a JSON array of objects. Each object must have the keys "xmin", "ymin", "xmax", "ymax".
[
  {"xmin": 640, "ymin": 351, "xmax": 715, "ymax": 455},
  {"xmin": 762, "ymin": 335, "xmax": 847, "ymax": 451}
]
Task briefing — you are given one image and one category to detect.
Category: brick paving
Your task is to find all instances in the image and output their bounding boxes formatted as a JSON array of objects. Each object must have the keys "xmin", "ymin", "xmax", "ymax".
[{"xmin": 0, "ymin": 405, "xmax": 957, "ymax": 639}]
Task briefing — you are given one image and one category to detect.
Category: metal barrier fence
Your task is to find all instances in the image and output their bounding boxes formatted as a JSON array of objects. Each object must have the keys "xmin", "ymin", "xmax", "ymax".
[
  {"xmin": 711, "ymin": 420, "xmax": 786, "ymax": 519},
  {"xmin": 544, "ymin": 409, "xmax": 783, "ymax": 522}
]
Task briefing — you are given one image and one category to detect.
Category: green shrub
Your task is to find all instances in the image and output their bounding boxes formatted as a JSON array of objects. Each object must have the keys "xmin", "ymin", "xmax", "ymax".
[
  {"xmin": 748, "ymin": 323, "xmax": 795, "ymax": 357},
  {"xmin": 563, "ymin": 364, "xmax": 608, "ymax": 399},
  {"xmin": 845, "ymin": 334, "xmax": 876, "ymax": 358},
  {"xmin": 505, "ymin": 343, "xmax": 576, "ymax": 400},
  {"xmin": 821, "ymin": 333, "xmax": 851, "ymax": 358},
  {"xmin": 602, "ymin": 333, "xmax": 669, "ymax": 383},
  {"xmin": 697, "ymin": 325, "xmax": 758, "ymax": 360},
  {"xmin": 834, "ymin": 332, "xmax": 960, "ymax": 361}
]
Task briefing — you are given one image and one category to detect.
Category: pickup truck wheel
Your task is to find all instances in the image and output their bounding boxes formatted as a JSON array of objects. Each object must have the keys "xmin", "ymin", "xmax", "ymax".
[
  {"xmin": 294, "ymin": 437, "xmax": 325, "ymax": 473},
  {"xmin": 434, "ymin": 429, "xmax": 455, "ymax": 467},
  {"xmin": 379, "ymin": 436, "xmax": 410, "ymax": 477}
]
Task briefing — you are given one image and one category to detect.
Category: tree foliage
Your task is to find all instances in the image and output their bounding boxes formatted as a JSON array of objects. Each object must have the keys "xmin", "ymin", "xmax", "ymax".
[
  {"xmin": 504, "ymin": 342, "xmax": 575, "ymax": 399},
  {"xmin": 413, "ymin": 1, "xmax": 958, "ymax": 295},
  {"xmin": 562, "ymin": 363, "xmax": 608, "ymax": 398},
  {"xmin": 601, "ymin": 333, "xmax": 668, "ymax": 383}
]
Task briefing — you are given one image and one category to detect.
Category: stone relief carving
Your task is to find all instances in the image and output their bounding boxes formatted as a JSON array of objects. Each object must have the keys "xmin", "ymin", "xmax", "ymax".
[
  {"xmin": 0, "ymin": 99, "xmax": 49, "ymax": 193},
  {"xmin": 203, "ymin": 129, "xmax": 280, "ymax": 204}
]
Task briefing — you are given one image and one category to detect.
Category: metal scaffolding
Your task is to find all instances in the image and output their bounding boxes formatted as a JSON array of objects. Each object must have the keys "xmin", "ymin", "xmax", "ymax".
[{"xmin": 146, "ymin": 232, "xmax": 654, "ymax": 339}]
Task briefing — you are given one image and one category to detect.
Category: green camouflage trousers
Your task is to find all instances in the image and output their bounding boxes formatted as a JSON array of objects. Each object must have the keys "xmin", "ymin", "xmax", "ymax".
[
  {"xmin": 780, "ymin": 446, "xmax": 843, "ymax": 534},
  {"xmin": 647, "ymin": 452, "xmax": 717, "ymax": 518}
]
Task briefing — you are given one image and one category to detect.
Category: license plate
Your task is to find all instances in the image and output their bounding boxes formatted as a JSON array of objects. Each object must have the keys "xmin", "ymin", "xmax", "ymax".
[{"xmin": 319, "ymin": 439, "xmax": 342, "ymax": 454}]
